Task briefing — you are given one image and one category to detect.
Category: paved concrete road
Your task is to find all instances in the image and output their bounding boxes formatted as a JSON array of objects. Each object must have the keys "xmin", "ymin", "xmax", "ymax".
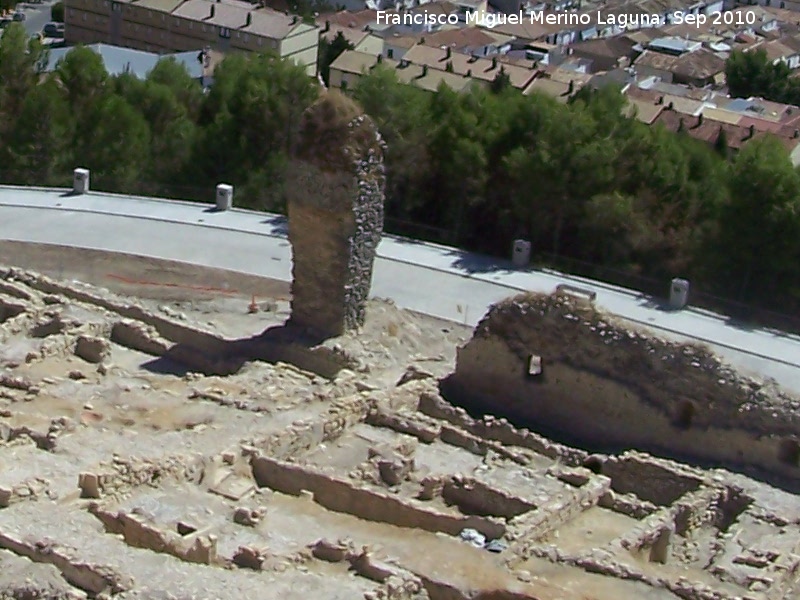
[
  {"xmin": 1, "ymin": 185, "xmax": 799, "ymax": 393},
  {"xmin": 8, "ymin": 0, "xmax": 56, "ymax": 37}
]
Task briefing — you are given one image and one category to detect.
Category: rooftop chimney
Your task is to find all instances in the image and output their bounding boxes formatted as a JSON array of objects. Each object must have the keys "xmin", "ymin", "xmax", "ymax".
[
  {"xmin": 491, "ymin": 56, "xmax": 497, "ymax": 69},
  {"xmin": 209, "ymin": 4, "xmax": 215, "ymax": 18},
  {"xmin": 245, "ymin": 12, "xmax": 252, "ymax": 26},
  {"xmin": 446, "ymin": 47, "xmax": 451, "ymax": 58}
]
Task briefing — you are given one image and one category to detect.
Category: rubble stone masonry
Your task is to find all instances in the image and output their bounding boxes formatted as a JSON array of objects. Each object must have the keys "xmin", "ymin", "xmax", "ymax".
[
  {"xmin": 442, "ymin": 291, "xmax": 800, "ymax": 488},
  {"xmin": 285, "ymin": 91, "xmax": 386, "ymax": 337}
]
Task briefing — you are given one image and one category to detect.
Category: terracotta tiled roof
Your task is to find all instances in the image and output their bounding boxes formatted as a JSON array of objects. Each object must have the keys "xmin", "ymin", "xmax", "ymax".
[
  {"xmin": 625, "ymin": 98, "xmax": 665, "ymax": 124},
  {"xmin": 317, "ymin": 9, "xmax": 388, "ymax": 30},
  {"xmin": 653, "ymin": 108, "xmax": 800, "ymax": 153},
  {"xmin": 401, "ymin": 44, "xmax": 538, "ymax": 89},
  {"xmin": 424, "ymin": 27, "xmax": 505, "ymax": 51},
  {"xmin": 569, "ymin": 36, "xmax": 637, "ymax": 60},
  {"xmin": 634, "ymin": 49, "xmax": 725, "ymax": 82},
  {"xmin": 321, "ymin": 25, "xmax": 370, "ymax": 47}
]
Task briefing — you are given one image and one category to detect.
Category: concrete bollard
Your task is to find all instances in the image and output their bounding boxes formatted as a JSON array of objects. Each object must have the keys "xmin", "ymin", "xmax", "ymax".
[
  {"xmin": 73, "ymin": 168, "xmax": 90, "ymax": 194},
  {"xmin": 512, "ymin": 239, "xmax": 531, "ymax": 267},
  {"xmin": 216, "ymin": 183, "xmax": 233, "ymax": 211}
]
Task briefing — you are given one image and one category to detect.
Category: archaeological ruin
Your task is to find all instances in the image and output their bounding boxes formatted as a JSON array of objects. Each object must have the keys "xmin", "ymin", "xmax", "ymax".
[
  {"xmin": 0, "ymin": 90, "xmax": 799, "ymax": 599},
  {"xmin": 285, "ymin": 91, "xmax": 386, "ymax": 338},
  {"xmin": 441, "ymin": 291, "xmax": 800, "ymax": 490},
  {"xmin": 1, "ymin": 244, "xmax": 799, "ymax": 599}
]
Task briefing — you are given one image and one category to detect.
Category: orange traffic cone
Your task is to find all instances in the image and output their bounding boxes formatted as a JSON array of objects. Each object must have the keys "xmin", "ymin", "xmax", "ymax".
[{"xmin": 248, "ymin": 295, "xmax": 259, "ymax": 314}]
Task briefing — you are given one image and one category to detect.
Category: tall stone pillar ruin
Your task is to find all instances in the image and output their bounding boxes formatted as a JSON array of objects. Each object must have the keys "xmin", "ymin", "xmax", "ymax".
[{"xmin": 285, "ymin": 91, "xmax": 386, "ymax": 338}]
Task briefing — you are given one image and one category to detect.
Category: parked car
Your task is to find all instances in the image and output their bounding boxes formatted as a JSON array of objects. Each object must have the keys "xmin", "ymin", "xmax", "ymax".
[{"xmin": 43, "ymin": 22, "xmax": 65, "ymax": 38}]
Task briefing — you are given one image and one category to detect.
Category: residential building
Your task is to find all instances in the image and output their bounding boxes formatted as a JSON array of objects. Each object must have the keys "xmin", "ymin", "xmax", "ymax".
[
  {"xmin": 653, "ymin": 106, "xmax": 800, "ymax": 163},
  {"xmin": 569, "ymin": 36, "xmax": 639, "ymax": 72},
  {"xmin": 383, "ymin": 31, "xmax": 422, "ymax": 60},
  {"xmin": 624, "ymin": 96, "xmax": 666, "ymax": 124},
  {"xmin": 320, "ymin": 23, "xmax": 384, "ymax": 56},
  {"xmin": 647, "ymin": 36, "xmax": 703, "ymax": 55},
  {"xmin": 732, "ymin": 0, "xmax": 800, "ymax": 15},
  {"xmin": 316, "ymin": 8, "xmax": 387, "ymax": 31},
  {"xmin": 404, "ymin": 1, "xmax": 460, "ymax": 33},
  {"xmin": 328, "ymin": 48, "xmax": 486, "ymax": 92},
  {"xmin": 483, "ymin": 16, "xmax": 577, "ymax": 46},
  {"xmin": 451, "ymin": 0, "xmax": 488, "ymax": 21},
  {"xmin": 65, "ymin": 0, "xmax": 319, "ymax": 75},
  {"xmin": 522, "ymin": 42, "xmax": 560, "ymax": 64},
  {"xmin": 401, "ymin": 42, "xmax": 539, "ymax": 88},
  {"xmin": 423, "ymin": 25, "xmax": 513, "ymax": 55},
  {"xmin": 328, "ymin": 48, "xmax": 379, "ymax": 89},
  {"xmin": 753, "ymin": 36, "xmax": 800, "ymax": 68},
  {"xmin": 633, "ymin": 47, "xmax": 726, "ymax": 86},
  {"xmin": 587, "ymin": 66, "xmax": 637, "ymax": 91}
]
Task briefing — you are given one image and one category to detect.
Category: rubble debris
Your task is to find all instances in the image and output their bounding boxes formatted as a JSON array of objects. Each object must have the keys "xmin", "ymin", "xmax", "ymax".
[
  {"xmin": 458, "ymin": 528, "xmax": 486, "ymax": 549},
  {"xmin": 0, "ymin": 263, "xmax": 798, "ymax": 600},
  {"xmin": 74, "ymin": 335, "xmax": 110, "ymax": 364},
  {"xmin": 233, "ymin": 545, "xmax": 268, "ymax": 570},
  {"xmin": 484, "ymin": 539, "xmax": 507, "ymax": 553},
  {"xmin": 233, "ymin": 506, "xmax": 264, "ymax": 527},
  {"xmin": 396, "ymin": 365, "xmax": 434, "ymax": 387}
]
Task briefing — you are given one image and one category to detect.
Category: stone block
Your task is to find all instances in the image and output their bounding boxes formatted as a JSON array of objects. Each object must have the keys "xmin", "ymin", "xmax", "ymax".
[{"xmin": 74, "ymin": 335, "xmax": 110, "ymax": 364}]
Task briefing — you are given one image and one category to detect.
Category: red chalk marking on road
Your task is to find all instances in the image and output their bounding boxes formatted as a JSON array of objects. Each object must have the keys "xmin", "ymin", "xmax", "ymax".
[{"xmin": 105, "ymin": 273, "xmax": 240, "ymax": 295}]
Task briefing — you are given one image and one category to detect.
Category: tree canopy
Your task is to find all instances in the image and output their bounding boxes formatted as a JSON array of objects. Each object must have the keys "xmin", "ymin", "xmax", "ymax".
[
  {"xmin": 0, "ymin": 31, "xmax": 798, "ymax": 318},
  {"xmin": 726, "ymin": 49, "xmax": 800, "ymax": 105}
]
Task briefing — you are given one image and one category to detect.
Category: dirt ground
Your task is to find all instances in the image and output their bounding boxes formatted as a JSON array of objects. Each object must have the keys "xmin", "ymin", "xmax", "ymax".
[{"xmin": 0, "ymin": 242, "xmax": 799, "ymax": 600}]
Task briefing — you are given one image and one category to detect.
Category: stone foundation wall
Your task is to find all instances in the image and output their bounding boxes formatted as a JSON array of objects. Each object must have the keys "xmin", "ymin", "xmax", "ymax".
[
  {"xmin": 600, "ymin": 453, "xmax": 704, "ymax": 506},
  {"xmin": 2, "ymin": 267, "xmax": 353, "ymax": 378},
  {"xmin": 417, "ymin": 392, "xmax": 588, "ymax": 465},
  {"xmin": 507, "ymin": 477, "xmax": 611, "ymax": 558},
  {"xmin": 91, "ymin": 506, "xmax": 218, "ymax": 566},
  {"xmin": 250, "ymin": 454, "xmax": 506, "ymax": 540},
  {"xmin": 442, "ymin": 477, "xmax": 537, "ymax": 519},
  {"xmin": 441, "ymin": 292, "xmax": 800, "ymax": 487},
  {"xmin": 245, "ymin": 394, "xmax": 372, "ymax": 458},
  {"xmin": 77, "ymin": 454, "xmax": 206, "ymax": 499}
]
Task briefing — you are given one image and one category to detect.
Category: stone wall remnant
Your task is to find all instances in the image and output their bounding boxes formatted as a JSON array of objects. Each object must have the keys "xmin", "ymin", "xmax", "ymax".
[
  {"xmin": 285, "ymin": 90, "xmax": 386, "ymax": 337},
  {"xmin": 441, "ymin": 291, "xmax": 800, "ymax": 488}
]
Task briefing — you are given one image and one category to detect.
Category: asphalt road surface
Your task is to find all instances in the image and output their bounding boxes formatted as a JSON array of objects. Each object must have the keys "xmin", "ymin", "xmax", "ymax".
[
  {"xmin": 1, "ymin": 185, "xmax": 799, "ymax": 393},
  {"xmin": 3, "ymin": 0, "xmax": 57, "ymax": 37}
]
